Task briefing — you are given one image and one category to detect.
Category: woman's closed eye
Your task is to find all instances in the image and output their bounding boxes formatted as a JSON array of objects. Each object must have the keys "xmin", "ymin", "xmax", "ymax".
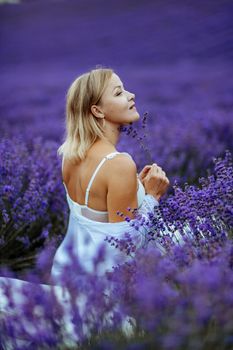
[{"xmin": 116, "ymin": 91, "xmax": 122, "ymax": 96}]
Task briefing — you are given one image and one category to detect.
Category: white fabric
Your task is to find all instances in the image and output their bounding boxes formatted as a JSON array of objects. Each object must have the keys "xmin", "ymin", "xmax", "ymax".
[
  {"xmin": 51, "ymin": 191, "xmax": 160, "ymax": 280},
  {"xmin": 0, "ymin": 192, "xmax": 160, "ymax": 347}
]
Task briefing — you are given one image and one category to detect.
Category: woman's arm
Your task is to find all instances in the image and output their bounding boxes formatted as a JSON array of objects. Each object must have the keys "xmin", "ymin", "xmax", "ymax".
[
  {"xmin": 106, "ymin": 156, "xmax": 161, "ymax": 223},
  {"xmin": 106, "ymin": 155, "xmax": 139, "ymax": 223},
  {"xmin": 105, "ymin": 157, "xmax": 173, "ymax": 251}
]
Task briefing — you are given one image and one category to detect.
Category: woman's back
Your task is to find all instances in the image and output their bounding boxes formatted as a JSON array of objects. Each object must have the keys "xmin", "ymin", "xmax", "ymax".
[
  {"xmin": 62, "ymin": 142, "xmax": 113, "ymax": 212},
  {"xmin": 62, "ymin": 140, "xmax": 144, "ymax": 222}
]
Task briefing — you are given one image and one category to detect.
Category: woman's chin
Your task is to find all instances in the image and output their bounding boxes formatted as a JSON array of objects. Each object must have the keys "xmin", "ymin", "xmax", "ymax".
[
  {"xmin": 130, "ymin": 113, "xmax": 140, "ymax": 123},
  {"xmin": 134, "ymin": 112, "xmax": 140, "ymax": 120}
]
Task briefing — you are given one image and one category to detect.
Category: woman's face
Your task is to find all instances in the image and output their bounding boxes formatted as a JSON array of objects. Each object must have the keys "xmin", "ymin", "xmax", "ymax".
[{"xmin": 98, "ymin": 73, "xmax": 140, "ymax": 125}]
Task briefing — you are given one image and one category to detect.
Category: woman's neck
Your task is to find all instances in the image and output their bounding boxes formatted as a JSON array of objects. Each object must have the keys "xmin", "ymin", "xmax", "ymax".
[{"xmin": 102, "ymin": 120, "xmax": 121, "ymax": 146}]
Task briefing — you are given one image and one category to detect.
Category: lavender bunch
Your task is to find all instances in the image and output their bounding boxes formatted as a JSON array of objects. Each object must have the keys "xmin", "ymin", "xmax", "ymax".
[
  {"xmin": 0, "ymin": 137, "xmax": 68, "ymax": 274},
  {"xmin": 158, "ymin": 149, "xmax": 233, "ymax": 247}
]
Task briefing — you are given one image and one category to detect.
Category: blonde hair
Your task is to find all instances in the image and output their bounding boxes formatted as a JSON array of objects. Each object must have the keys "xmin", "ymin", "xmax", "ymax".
[{"xmin": 58, "ymin": 67, "xmax": 114, "ymax": 162}]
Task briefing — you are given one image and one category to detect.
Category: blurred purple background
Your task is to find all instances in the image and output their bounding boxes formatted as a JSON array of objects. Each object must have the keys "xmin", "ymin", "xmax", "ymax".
[{"xmin": 0, "ymin": 0, "xmax": 233, "ymax": 179}]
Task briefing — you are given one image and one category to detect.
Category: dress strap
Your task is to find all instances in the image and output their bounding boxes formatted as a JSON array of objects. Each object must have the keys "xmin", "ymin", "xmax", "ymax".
[
  {"xmin": 61, "ymin": 152, "xmax": 133, "ymax": 207},
  {"xmin": 85, "ymin": 151, "xmax": 121, "ymax": 206}
]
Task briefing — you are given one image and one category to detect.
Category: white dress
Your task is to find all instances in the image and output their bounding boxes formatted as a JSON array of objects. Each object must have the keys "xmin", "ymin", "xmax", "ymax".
[{"xmin": 51, "ymin": 151, "xmax": 160, "ymax": 280}]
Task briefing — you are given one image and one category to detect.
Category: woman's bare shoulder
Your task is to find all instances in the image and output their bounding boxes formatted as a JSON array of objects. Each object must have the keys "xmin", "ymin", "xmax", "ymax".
[{"xmin": 105, "ymin": 153, "xmax": 137, "ymax": 181}]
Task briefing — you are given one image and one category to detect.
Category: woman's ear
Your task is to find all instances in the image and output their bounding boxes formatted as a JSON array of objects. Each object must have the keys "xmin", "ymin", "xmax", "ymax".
[{"xmin": 91, "ymin": 105, "xmax": 105, "ymax": 119}]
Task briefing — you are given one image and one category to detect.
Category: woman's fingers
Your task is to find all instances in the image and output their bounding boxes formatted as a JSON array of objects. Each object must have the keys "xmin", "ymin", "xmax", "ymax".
[
  {"xmin": 146, "ymin": 164, "xmax": 169, "ymax": 183},
  {"xmin": 142, "ymin": 165, "xmax": 152, "ymax": 173},
  {"xmin": 138, "ymin": 165, "xmax": 152, "ymax": 179},
  {"xmin": 143, "ymin": 163, "xmax": 170, "ymax": 199},
  {"xmin": 141, "ymin": 164, "xmax": 170, "ymax": 187}
]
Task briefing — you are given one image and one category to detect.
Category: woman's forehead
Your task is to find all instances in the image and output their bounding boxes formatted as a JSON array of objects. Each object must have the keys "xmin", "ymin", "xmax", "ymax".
[{"xmin": 108, "ymin": 73, "xmax": 123, "ymax": 89}]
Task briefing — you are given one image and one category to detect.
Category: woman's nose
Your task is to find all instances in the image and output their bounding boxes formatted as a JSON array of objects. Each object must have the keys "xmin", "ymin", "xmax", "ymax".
[{"xmin": 128, "ymin": 91, "xmax": 135, "ymax": 100}]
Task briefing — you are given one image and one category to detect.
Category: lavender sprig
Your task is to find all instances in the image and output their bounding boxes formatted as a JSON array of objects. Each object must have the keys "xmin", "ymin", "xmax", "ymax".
[{"xmin": 119, "ymin": 111, "xmax": 154, "ymax": 164}]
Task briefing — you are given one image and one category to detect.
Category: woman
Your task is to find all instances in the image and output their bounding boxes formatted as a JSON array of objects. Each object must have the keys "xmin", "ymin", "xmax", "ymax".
[
  {"xmin": 0, "ymin": 67, "xmax": 171, "ymax": 346},
  {"xmin": 51, "ymin": 67, "xmax": 170, "ymax": 280}
]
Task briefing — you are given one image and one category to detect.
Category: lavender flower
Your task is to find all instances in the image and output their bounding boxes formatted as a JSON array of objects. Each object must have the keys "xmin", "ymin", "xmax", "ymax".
[{"xmin": 0, "ymin": 137, "xmax": 67, "ymax": 274}]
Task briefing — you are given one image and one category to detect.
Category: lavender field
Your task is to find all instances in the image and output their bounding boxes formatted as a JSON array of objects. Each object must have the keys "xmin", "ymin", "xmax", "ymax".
[{"xmin": 0, "ymin": 0, "xmax": 233, "ymax": 349}]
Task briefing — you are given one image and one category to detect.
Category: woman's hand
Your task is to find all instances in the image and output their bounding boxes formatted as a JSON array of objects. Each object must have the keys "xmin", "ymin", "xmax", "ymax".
[
  {"xmin": 139, "ymin": 164, "xmax": 170, "ymax": 201},
  {"xmin": 138, "ymin": 165, "xmax": 152, "ymax": 184}
]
